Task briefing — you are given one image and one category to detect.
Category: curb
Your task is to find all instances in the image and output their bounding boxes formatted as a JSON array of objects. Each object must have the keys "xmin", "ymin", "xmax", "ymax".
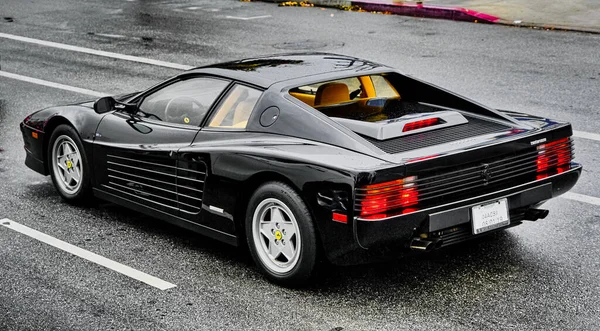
[
  {"xmin": 351, "ymin": 0, "xmax": 500, "ymax": 24},
  {"xmin": 266, "ymin": 0, "xmax": 600, "ymax": 34}
]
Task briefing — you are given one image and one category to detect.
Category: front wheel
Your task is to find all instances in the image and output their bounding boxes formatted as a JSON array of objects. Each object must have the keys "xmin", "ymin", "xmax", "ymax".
[
  {"xmin": 48, "ymin": 124, "xmax": 92, "ymax": 203},
  {"xmin": 246, "ymin": 182, "xmax": 318, "ymax": 286}
]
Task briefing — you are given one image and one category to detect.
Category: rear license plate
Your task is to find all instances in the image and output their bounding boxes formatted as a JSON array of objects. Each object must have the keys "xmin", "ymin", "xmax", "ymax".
[{"xmin": 471, "ymin": 198, "xmax": 509, "ymax": 234}]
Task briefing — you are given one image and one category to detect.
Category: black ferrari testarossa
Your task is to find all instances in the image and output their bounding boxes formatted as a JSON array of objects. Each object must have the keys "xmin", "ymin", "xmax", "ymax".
[{"xmin": 20, "ymin": 53, "xmax": 581, "ymax": 285}]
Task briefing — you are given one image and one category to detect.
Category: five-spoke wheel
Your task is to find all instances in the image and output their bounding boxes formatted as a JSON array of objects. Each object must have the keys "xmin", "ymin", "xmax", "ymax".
[
  {"xmin": 246, "ymin": 182, "xmax": 318, "ymax": 286},
  {"xmin": 48, "ymin": 124, "xmax": 91, "ymax": 202},
  {"xmin": 52, "ymin": 135, "xmax": 83, "ymax": 194},
  {"xmin": 252, "ymin": 198, "xmax": 301, "ymax": 274}
]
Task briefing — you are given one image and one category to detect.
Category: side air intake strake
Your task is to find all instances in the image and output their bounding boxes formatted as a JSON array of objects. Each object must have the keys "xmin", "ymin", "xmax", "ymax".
[{"xmin": 332, "ymin": 111, "xmax": 468, "ymax": 140}]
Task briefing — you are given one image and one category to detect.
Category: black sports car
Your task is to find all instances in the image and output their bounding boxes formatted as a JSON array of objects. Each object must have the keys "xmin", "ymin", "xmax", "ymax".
[{"xmin": 20, "ymin": 53, "xmax": 581, "ymax": 285}]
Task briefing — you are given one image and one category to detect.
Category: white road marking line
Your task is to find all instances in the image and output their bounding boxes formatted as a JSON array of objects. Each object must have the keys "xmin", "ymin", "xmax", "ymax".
[
  {"xmin": 562, "ymin": 192, "xmax": 600, "ymax": 206},
  {"xmin": 93, "ymin": 33, "xmax": 127, "ymax": 39},
  {"xmin": 0, "ymin": 218, "xmax": 176, "ymax": 290},
  {"xmin": 0, "ymin": 71, "xmax": 107, "ymax": 97},
  {"xmin": 0, "ymin": 32, "xmax": 193, "ymax": 70},
  {"xmin": 574, "ymin": 130, "xmax": 600, "ymax": 142},
  {"xmin": 225, "ymin": 15, "xmax": 272, "ymax": 20}
]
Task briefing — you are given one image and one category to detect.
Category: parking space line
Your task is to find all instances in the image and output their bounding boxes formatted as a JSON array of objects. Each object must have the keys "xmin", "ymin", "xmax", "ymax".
[
  {"xmin": 574, "ymin": 130, "xmax": 600, "ymax": 142},
  {"xmin": 0, "ymin": 71, "xmax": 106, "ymax": 97},
  {"xmin": 0, "ymin": 218, "xmax": 176, "ymax": 290},
  {"xmin": 0, "ymin": 32, "xmax": 193, "ymax": 70},
  {"xmin": 562, "ymin": 192, "xmax": 600, "ymax": 206}
]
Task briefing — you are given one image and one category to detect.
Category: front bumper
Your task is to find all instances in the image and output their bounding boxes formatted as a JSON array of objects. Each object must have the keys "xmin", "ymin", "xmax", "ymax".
[
  {"xmin": 20, "ymin": 121, "xmax": 48, "ymax": 175},
  {"xmin": 355, "ymin": 164, "xmax": 582, "ymax": 250}
]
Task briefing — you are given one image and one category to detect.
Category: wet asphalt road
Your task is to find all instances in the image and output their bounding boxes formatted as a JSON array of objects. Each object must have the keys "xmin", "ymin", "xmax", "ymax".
[{"xmin": 1, "ymin": 1, "xmax": 600, "ymax": 330}]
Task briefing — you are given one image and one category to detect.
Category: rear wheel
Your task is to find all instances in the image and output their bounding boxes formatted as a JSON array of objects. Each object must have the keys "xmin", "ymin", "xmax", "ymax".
[
  {"xmin": 48, "ymin": 124, "xmax": 91, "ymax": 203},
  {"xmin": 246, "ymin": 182, "xmax": 318, "ymax": 286}
]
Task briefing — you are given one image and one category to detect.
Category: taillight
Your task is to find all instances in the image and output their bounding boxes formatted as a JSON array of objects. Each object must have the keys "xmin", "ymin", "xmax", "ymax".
[
  {"xmin": 358, "ymin": 176, "xmax": 418, "ymax": 219},
  {"xmin": 536, "ymin": 138, "xmax": 572, "ymax": 175},
  {"xmin": 402, "ymin": 118, "xmax": 441, "ymax": 132}
]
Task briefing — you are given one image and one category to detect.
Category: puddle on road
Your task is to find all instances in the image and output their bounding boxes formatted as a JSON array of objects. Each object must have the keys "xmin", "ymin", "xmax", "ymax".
[
  {"xmin": 272, "ymin": 40, "xmax": 345, "ymax": 50},
  {"xmin": 0, "ymin": 146, "xmax": 4, "ymax": 174},
  {"xmin": 0, "ymin": 99, "xmax": 10, "ymax": 173}
]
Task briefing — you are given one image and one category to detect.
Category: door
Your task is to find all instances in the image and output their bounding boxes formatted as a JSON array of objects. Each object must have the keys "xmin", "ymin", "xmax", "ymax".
[
  {"xmin": 177, "ymin": 83, "xmax": 264, "ymax": 233},
  {"xmin": 93, "ymin": 76, "xmax": 230, "ymax": 216}
]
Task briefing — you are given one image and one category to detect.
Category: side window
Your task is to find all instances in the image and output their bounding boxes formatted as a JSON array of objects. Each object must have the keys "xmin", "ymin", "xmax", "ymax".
[
  {"xmin": 370, "ymin": 75, "xmax": 399, "ymax": 98},
  {"xmin": 139, "ymin": 78, "xmax": 229, "ymax": 126},
  {"xmin": 208, "ymin": 85, "xmax": 262, "ymax": 129}
]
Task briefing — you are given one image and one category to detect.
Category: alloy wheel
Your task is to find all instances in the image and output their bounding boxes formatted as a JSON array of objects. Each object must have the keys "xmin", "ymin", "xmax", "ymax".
[
  {"xmin": 51, "ymin": 135, "xmax": 83, "ymax": 195},
  {"xmin": 252, "ymin": 198, "xmax": 301, "ymax": 274}
]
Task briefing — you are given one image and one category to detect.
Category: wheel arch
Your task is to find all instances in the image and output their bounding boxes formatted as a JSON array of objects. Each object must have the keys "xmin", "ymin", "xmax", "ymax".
[
  {"xmin": 234, "ymin": 171, "xmax": 306, "ymax": 234},
  {"xmin": 43, "ymin": 116, "xmax": 76, "ymax": 167},
  {"xmin": 233, "ymin": 172, "xmax": 329, "ymax": 256}
]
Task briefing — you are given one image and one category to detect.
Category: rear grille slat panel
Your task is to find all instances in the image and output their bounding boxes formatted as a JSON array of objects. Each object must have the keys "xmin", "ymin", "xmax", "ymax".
[{"xmin": 356, "ymin": 139, "xmax": 573, "ymax": 214}]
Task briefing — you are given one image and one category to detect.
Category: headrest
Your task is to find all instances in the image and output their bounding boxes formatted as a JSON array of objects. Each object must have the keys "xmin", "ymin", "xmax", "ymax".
[{"xmin": 314, "ymin": 83, "xmax": 350, "ymax": 106}]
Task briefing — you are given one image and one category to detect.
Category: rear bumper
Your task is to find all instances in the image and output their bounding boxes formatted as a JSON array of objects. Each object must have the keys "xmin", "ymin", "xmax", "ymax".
[{"xmin": 355, "ymin": 164, "xmax": 582, "ymax": 250}]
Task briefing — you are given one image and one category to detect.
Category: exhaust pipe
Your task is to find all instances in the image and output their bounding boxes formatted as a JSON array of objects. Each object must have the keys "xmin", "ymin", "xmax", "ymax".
[
  {"xmin": 409, "ymin": 238, "xmax": 442, "ymax": 252},
  {"xmin": 523, "ymin": 208, "xmax": 549, "ymax": 221}
]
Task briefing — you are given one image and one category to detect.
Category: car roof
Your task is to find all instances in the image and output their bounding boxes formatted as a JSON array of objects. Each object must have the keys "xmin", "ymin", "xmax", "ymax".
[{"xmin": 187, "ymin": 52, "xmax": 391, "ymax": 88}]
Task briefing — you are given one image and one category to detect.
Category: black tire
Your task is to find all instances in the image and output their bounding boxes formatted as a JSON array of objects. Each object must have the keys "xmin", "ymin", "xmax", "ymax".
[
  {"xmin": 47, "ymin": 124, "xmax": 92, "ymax": 203},
  {"xmin": 245, "ymin": 181, "xmax": 318, "ymax": 286}
]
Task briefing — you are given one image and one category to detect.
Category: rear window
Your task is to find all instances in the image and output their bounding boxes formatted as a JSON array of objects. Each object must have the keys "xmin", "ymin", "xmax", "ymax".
[
  {"xmin": 293, "ymin": 77, "xmax": 362, "ymax": 96},
  {"xmin": 289, "ymin": 74, "xmax": 401, "ymax": 122},
  {"xmin": 371, "ymin": 75, "xmax": 397, "ymax": 98}
]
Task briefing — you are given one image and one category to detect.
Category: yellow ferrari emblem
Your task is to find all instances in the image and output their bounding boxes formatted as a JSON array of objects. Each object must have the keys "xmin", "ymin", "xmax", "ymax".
[
  {"xmin": 184, "ymin": 117, "xmax": 190, "ymax": 124},
  {"xmin": 274, "ymin": 230, "xmax": 282, "ymax": 240},
  {"xmin": 66, "ymin": 160, "xmax": 73, "ymax": 169}
]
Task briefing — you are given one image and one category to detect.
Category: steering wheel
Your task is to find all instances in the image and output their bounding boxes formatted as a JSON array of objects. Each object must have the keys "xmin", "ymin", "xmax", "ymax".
[{"xmin": 164, "ymin": 96, "xmax": 205, "ymax": 125}]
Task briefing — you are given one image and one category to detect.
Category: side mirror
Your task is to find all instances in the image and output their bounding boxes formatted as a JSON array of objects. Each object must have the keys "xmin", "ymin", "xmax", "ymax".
[{"xmin": 93, "ymin": 96, "xmax": 116, "ymax": 114}]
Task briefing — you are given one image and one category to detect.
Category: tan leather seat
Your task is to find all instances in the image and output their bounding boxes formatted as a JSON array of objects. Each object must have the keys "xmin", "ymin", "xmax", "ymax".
[
  {"xmin": 231, "ymin": 99, "xmax": 256, "ymax": 127},
  {"xmin": 314, "ymin": 83, "xmax": 350, "ymax": 106},
  {"xmin": 209, "ymin": 87, "xmax": 246, "ymax": 127}
]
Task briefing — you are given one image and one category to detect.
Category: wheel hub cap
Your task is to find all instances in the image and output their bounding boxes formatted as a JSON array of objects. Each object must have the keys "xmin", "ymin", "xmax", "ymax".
[{"xmin": 252, "ymin": 198, "xmax": 301, "ymax": 274}]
